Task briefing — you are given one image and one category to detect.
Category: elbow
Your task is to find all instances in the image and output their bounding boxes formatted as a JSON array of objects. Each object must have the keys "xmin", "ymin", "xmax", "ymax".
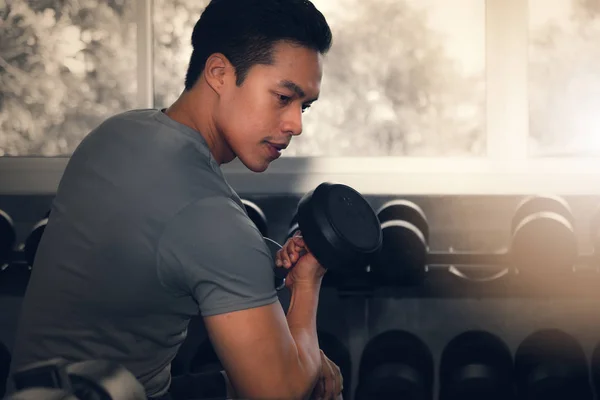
[{"xmin": 287, "ymin": 367, "xmax": 319, "ymax": 400}]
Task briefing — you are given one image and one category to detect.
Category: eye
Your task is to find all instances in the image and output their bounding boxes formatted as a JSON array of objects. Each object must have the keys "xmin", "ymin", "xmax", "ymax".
[
  {"xmin": 277, "ymin": 94, "xmax": 293, "ymax": 105},
  {"xmin": 302, "ymin": 104, "xmax": 311, "ymax": 113}
]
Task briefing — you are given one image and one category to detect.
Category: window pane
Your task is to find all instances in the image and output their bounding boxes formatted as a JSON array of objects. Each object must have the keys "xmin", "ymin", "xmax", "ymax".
[
  {"xmin": 153, "ymin": 0, "xmax": 486, "ymax": 157},
  {"xmin": 0, "ymin": 0, "xmax": 137, "ymax": 157},
  {"xmin": 529, "ymin": 0, "xmax": 600, "ymax": 156}
]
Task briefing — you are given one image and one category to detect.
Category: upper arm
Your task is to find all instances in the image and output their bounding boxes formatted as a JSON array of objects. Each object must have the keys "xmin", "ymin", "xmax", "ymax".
[
  {"xmin": 156, "ymin": 197, "xmax": 305, "ymax": 398},
  {"xmin": 204, "ymin": 302, "xmax": 304, "ymax": 399},
  {"xmin": 156, "ymin": 196, "xmax": 277, "ymax": 316}
]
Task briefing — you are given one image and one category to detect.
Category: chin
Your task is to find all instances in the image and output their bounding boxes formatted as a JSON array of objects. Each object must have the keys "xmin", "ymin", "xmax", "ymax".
[{"xmin": 239, "ymin": 156, "xmax": 270, "ymax": 173}]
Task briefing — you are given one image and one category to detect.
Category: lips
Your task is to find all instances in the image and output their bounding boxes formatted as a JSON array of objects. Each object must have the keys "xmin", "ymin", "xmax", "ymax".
[
  {"xmin": 268, "ymin": 142, "xmax": 288, "ymax": 150},
  {"xmin": 266, "ymin": 143, "xmax": 282, "ymax": 159}
]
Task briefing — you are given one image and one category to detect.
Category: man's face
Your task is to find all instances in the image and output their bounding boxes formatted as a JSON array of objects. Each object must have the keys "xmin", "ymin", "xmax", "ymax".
[{"xmin": 216, "ymin": 41, "xmax": 323, "ymax": 172}]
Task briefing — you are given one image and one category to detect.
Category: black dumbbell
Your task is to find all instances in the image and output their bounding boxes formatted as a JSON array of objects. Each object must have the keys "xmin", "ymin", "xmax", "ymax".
[
  {"xmin": 23, "ymin": 218, "xmax": 49, "ymax": 268},
  {"xmin": 510, "ymin": 195, "xmax": 578, "ymax": 277},
  {"xmin": 317, "ymin": 331, "xmax": 352, "ymax": 399},
  {"xmin": 355, "ymin": 330, "xmax": 433, "ymax": 400},
  {"xmin": 290, "ymin": 182, "xmax": 382, "ymax": 274},
  {"xmin": 0, "ymin": 209, "xmax": 16, "ymax": 265},
  {"xmin": 241, "ymin": 199, "xmax": 269, "ymax": 238},
  {"xmin": 439, "ymin": 330, "xmax": 516, "ymax": 400},
  {"xmin": 591, "ymin": 341, "xmax": 600, "ymax": 396},
  {"xmin": 1, "ymin": 341, "xmax": 11, "ymax": 398},
  {"xmin": 515, "ymin": 329, "xmax": 592, "ymax": 400},
  {"xmin": 4, "ymin": 388, "xmax": 78, "ymax": 399},
  {"xmin": 369, "ymin": 200, "xmax": 429, "ymax": 285}
]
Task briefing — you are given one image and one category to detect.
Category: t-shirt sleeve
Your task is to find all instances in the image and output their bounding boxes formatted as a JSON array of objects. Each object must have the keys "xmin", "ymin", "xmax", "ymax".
[{"xmin": 156, "ymin": 196, "xmax": 278, "ymax": 317}]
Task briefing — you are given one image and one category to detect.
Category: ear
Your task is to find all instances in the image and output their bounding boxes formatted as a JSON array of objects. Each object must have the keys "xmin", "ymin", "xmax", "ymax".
[{"xmin": 203, "ymin": 53, "xmax": 234, "ymax": 94}]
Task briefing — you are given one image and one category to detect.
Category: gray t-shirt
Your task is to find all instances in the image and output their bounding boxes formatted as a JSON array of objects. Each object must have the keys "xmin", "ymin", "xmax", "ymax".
[{"xmin": 8, "ymin": 109, "xmax": 279, "ymax": 397}]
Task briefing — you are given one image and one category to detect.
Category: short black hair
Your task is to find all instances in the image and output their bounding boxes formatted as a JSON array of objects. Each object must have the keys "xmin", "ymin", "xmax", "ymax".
[{"xmin": 184, "ymin": 0, "xmax": 333, "ymax": 90}]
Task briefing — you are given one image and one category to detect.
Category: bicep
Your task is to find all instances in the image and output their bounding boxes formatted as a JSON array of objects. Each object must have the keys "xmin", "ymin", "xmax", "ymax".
[
  {"xmin": 204, "ymin": 302, "xmax": 300, "ymax": 399},
  {"xmin": 156, "ymin": 197, "xmax": 278, "ymax": 315}
]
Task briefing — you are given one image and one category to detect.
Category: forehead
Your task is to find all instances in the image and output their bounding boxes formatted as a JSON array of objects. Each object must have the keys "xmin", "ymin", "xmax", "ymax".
[{"xmin": 252, "ymin": 41, "xmax": 323, "ymax": 94}]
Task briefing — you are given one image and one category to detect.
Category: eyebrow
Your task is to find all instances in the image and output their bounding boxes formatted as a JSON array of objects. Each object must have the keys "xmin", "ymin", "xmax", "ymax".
[{"xmin": 279, "ymin": 80, "xmax": 319, "ymax": 103}]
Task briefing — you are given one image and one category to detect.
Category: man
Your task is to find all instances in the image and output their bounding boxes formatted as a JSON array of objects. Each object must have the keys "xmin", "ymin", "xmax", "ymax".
[{"xmin": 9, "ymin": 0, "xmax": 344, "ymax": 399}]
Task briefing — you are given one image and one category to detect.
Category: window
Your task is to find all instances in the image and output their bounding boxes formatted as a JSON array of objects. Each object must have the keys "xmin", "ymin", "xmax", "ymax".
[
  {"xmin": 2, "ymin": 0, "xmax": 600, "ymax": 196},
  {"xmin": 0, "ymin": 0, "xmax": 138, "ymax": 157},
  {"xmin": 529, "ymin": 0, "xmax": 600, "ymax": 156},
  {"xmin": 152, "ymin": 0, "xmax": 487, "ymax": 157}
]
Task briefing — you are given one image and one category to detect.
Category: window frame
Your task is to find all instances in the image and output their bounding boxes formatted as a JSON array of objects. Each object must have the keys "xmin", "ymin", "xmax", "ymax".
[{"xmin": 1, "ymin": 0, "xmax": 599, "ymax": 196}]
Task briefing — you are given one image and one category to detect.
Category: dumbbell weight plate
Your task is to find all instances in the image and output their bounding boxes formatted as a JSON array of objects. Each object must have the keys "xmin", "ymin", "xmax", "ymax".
[
  {"xmin": 356, "ymin": 363, "xmax": 429, "ymax": 400},
  {"xmin": 515, "ymin": 329, "xmax": 592, "ymax": 400},
  {"xmin": 24, "ymin": 218, "xmax": 48, "ymax": 267},
  {"xmin": 357, "ymin": 330, "xmax": 433, "ymax": 400},
  {"xmin": 241, "ymin": 199, "xmax": 269, "ymax": 238},
  {"xmin": 0, "ymin": 209, "xmax": 16, "ymax": 264},
  {"xmin": 511, "ymin": 211, "xmax": 577, "ymax": 274},
  {"xmin": 376, "ymin": 200, "xmax": 429, "ymax": 244},
  {"xmin": 370, "ymin": 221, "xmax": 427, "ymax": 285},
  {"xmin": 296, "ymin": 182, "xmax": 382, "ymax": 272},
  {"xmin": 66, "ymin": 360, "xmax": 146, "ymax": 400},
  {"xmin": 511, "ymin": 195, "xmax": 575, "ymax": 233},
  {"xmin": 440, "ymin": 331, "xmax": 515, "ymax": 400}
]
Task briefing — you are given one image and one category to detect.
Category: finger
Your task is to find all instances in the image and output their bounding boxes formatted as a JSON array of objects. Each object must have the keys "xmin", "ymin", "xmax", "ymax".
[
  {"xmin": 323, "ymin": 358, "xmax": 336, "ymax": 399},
  {"xmin": 278, "ymin": 243, "xmax": 293, "ymax": 268},
  {"xmin": 334, "ymin": 364, "xmax": 343, "ymax": 396},
  {"xmin": 286, "ymin": 245, "xmax": 303, "ymax": 264}
]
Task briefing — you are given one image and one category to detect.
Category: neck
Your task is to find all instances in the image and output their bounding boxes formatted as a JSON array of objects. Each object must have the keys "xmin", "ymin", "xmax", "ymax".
[{"xmin": 164, "ymin": 89, "xmax": 233, "ymax": 164}]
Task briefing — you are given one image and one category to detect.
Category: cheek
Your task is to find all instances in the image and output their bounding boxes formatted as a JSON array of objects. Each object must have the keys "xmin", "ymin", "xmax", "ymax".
[{"xmin": 226, "ymin": 92, "xmax": 279, "ymax": 137}]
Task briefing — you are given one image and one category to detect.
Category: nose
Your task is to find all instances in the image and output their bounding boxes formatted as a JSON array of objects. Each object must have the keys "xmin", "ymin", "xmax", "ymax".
[{"xmin": 281, "ymin": 105, "xmax": 303, "ymax": 136}]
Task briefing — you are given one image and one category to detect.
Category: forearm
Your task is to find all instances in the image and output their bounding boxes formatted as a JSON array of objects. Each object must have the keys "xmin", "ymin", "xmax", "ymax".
[{"xmin": 285, "ymin": 282, "xmax": 323, "ymax": 399}]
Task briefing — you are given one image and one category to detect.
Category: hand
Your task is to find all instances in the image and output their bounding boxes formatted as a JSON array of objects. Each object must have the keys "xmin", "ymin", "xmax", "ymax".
[
  {"xmin": 275, "ymin": 231, "xmax": 326, "ymax": 289},
  {"xmin": 310, "ymin": 350, "xmax": 344, "ymax": 400}
]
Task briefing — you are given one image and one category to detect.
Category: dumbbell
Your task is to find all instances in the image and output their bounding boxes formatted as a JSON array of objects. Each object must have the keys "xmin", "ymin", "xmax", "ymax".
[
  {"xmin": 317, "ymin": 331, "xmax": 352, "ymax": 399},
  {"xmin": 280, "ymin": 182, "xmax": 382, "ymax": 277},
  {"xmin": 1, "ymin": 341, "xmax": 10, "ymax": 398},
  {"xmin": 13, "ymin": 358, "xmax": 146, "ymax": 400},
  {"xmin": 23, "ymin": 218, "xmax": 48, "ymax": 268},
  {"xmin": 369, "ymin": 200, "xmax": 429, "ymax": 285},
  {"xmin": 439, "ymin": 330, "xmax": 515, "ymax": 400},
  {"xmin": 241, "ymin": 199, "xmax": 268, "ymax": 238},
  {"xmin": 0, "ymin": 209, "xmax": 16, "ymax": 265},
  {"xmin": 355, "ymin": 330, "xmax": 433, "ymax": 400},
  {"xmin": 515, "ymin": 329, "xmax": 592, "ymax": 400},
  {"xmin": 510, "ymin": 195, "xmax": 578, "ymax": 277}
]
